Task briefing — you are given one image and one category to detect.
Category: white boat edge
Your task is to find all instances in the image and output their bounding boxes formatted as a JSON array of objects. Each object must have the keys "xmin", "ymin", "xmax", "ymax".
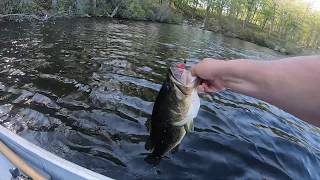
[{"xmin": 0, "ymin": 125, "xmax": 113, "ymax": 180}]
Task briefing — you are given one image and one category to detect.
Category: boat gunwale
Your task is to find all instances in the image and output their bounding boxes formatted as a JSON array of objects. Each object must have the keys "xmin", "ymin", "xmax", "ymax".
[{"xmin": 0, "ymin": 125, "xmax": 112, "ymax": 180}]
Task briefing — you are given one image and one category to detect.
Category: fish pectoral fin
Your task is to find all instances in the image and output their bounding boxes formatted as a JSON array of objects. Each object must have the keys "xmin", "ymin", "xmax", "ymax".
[
  {"xmin": 184, "ymin": 120, "xmax": 194, "ymax": 133},
  {"xmin": 145, "ymin": 137, "xmax": 154, "ymax": 151},
  {"xmin": 171, "ymin": 144, "xmax": 180, "ymax": 154},
  {"xmin": 173, "ymin": 117, "xmax": 192, "ymax": 127}
]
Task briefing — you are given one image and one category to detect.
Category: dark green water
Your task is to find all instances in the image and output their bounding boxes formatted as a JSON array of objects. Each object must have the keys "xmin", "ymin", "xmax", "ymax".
[{"xmin": 0, "ymin": 18, "xmax": 319, "ymax": 179}]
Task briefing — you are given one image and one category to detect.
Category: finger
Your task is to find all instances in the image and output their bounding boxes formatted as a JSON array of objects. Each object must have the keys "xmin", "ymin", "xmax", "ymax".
[
  {"xmin": 191, "ymin": 65, "xmax": 197, "ymax": 76},
  {"xmin": 204, "ymin": 81, "xmax": 223, "ymax": 93},
  {"xmin": 212, "ymin": 79, "xmax": 225, "ymax": 90},
  {"xmin": 204, "ymin": 85, "xmax": 218, "ymax": 93},
  {"xmin": 201, "ymin": 83, "xmax": 215, "ymax": 93},
  {"xmin": 207, "ymin": 83, "xmax": 226, "ymax": 92},
  {"xmin": 206, "ymin": 86, "xmax": 219, "ymax": 93},
  {"xmin": 197, "ymin": 85, "xmax": 205, "ymax": 93}
]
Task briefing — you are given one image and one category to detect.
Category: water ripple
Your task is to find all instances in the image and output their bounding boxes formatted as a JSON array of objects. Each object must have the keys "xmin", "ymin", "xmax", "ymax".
[{"xmin": 0, "ymin": 19, "xmax": 318, "ymax": 179}]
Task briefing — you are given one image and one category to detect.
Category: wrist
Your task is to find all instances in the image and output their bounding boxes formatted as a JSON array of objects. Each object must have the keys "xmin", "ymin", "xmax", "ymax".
[{"xmin": 221, "ymin": 60, "xmax": 270, "ymax": 95}]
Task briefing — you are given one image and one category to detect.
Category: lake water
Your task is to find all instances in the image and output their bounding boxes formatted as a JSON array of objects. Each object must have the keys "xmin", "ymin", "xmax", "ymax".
[{"xmin": 0, "ymin": 18, "xmax": 319, "ymax": 179}]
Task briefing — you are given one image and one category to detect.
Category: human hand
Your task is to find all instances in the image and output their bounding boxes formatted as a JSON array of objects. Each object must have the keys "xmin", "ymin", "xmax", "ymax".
[{"xmin": 191, "ymin": 58, "xmax": 226, "ymax": 93}]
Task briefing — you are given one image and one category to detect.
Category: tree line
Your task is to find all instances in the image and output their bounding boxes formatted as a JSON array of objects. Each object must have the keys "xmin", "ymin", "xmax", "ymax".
[
  {"xmin": 170, "ymin": 0, "xmax": 319, "ymax": 52},
  {"xmin": 0, "ymin": 0, "xmax": 319, "ymax": 52}
]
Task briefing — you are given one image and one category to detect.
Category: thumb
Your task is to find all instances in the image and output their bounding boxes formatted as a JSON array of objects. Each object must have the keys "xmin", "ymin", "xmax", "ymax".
[{"xmin": 191, "ymin": 65, "xmax": 198, "ymax": 77}]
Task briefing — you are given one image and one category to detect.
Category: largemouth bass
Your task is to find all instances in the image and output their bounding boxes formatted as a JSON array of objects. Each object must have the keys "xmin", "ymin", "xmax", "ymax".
[{"xmin": 146, "ymin": 64, "xmax": 200, "ymax": 157}]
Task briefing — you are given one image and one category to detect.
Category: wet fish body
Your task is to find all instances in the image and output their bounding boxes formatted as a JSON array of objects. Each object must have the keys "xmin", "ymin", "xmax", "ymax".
[{"xmin": 146, "ymin": 65, "xmax": 200, "ymax": 156}]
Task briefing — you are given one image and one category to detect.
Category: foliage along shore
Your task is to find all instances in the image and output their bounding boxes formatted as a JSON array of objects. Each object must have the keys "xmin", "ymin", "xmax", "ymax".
[{"xmin": 1, "ymin": 0, "xmax": 320, "ymax": 55}]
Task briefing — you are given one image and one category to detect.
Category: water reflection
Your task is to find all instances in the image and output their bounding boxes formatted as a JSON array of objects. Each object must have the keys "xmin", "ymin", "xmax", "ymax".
[{"xmin": 0, "ymin": 18, "xmax": 319, "ymax": 179}]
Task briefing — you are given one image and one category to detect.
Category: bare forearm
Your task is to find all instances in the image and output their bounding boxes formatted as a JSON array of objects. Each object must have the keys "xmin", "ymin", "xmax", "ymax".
[{"xmin": 222, "ymin": 56, "xmax": 320, "ymax": 126}]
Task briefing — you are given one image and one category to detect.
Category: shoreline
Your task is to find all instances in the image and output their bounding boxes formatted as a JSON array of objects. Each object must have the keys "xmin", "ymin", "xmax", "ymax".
[{"xmin": 0, "ymin": 13, "xmax": 318, "ymax": 55}]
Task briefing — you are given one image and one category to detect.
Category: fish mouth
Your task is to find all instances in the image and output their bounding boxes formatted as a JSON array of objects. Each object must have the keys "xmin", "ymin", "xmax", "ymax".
[{"xmin": 169, "ymin": 65, "xmax": 198, "ymax": 87}]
